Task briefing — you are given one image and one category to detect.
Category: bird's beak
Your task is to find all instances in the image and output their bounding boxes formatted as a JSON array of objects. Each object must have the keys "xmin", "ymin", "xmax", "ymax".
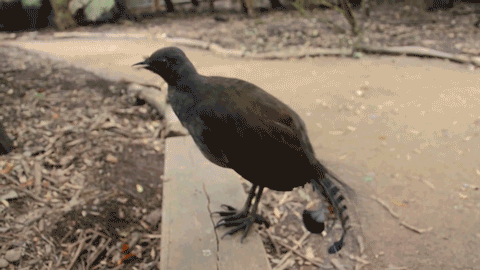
[{"xmin": 132, "ymin": 60, "xmax": 149, "ymax": 68}]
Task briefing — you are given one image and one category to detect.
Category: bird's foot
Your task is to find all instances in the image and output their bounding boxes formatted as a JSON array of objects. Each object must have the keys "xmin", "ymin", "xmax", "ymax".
[{"xmin": 212, "ymin": 204, "xmax": 269, "ymax": 242}]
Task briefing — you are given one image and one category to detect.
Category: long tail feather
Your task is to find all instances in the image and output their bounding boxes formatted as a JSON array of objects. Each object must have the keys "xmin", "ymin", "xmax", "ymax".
[{"xmin": 308, "ymin": 174, "xmax": 350, "ymax": 254}]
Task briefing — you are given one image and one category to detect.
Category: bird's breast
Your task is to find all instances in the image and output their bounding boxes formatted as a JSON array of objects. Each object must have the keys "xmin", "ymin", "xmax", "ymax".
[{"xmin": 168, "ymin": 88, "xmax": 229, "ymax": 168}]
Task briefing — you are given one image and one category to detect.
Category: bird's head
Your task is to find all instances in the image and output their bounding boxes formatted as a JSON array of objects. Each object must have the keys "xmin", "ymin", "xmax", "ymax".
[{"xmin": 133, "ymin": 47, "xmax": 196, "ymax": 86}]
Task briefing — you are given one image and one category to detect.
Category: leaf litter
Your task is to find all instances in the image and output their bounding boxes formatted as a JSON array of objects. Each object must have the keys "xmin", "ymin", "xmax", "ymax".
[{"xmin": 0, "ymin": 45, "xmax": 164, "ymax": 270}]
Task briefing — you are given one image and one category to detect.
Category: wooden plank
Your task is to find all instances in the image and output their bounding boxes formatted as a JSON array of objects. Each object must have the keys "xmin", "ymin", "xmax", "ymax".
[{"xmin": 161, "ymin": 135, "xmax": 272, "ymax": 270}]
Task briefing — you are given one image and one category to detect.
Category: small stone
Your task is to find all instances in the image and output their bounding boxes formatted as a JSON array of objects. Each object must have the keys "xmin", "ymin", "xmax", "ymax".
[
  {"xmin": 105, "ymin": 154, "xmax": 118, "ymax": 163},
  {"xmin": 0, "ymin": 258, "xmax": 8, "ymax": 268},
  {"xmin": 5, "ymin": 248, "xmax": 21, "ymax": 262},
  {"xmin": 7, "ymin": 89, "xmax": 14, "ymax": 95}
]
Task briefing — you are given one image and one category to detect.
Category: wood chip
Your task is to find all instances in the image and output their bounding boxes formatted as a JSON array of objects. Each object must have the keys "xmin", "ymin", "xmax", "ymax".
[
  {"xmin": 273, "ymin": 207, "xmax": 282, "ymax": 219},
  {"xmin": 105, "ymin": 154, "xmax": 118, "ymax": 163},
  {"xmin": 422, "ymin": 179, "xmax": 435, "ymax": 189}
]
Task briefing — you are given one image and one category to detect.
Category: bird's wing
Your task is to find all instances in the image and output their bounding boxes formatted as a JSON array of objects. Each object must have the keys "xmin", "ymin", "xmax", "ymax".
[{"xmin": 197, "ymin": 77, "xmax": 319, "ymax": 185}]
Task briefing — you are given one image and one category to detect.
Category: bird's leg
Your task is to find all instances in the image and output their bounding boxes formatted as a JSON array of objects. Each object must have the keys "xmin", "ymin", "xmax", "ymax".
[
  {"xmin": 213, "ymin": 185, "xmax": 269, "ymax": 242},
  {"xmin": 213, "ymin": 184, "xmax": 257, "ymax": 218}
]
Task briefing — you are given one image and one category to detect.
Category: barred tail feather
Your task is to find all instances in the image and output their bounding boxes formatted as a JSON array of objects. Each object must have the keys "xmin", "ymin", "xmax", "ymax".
[{"xmin": 308, "ymin": 176, "xmax": 350, "ymax": 254}]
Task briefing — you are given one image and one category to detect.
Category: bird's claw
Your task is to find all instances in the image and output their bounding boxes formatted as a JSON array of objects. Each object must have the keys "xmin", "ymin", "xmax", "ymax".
[
  {"xmin": 211, "ymin": 204, "xmax": 237, "ymax": 217},
  {"xmin": 213, "ymin": 205, "xmax": 270, "ymax": 241},
  {"xmin": 220, "ymin": 218, "xmax": 254, "ymax": 243}
]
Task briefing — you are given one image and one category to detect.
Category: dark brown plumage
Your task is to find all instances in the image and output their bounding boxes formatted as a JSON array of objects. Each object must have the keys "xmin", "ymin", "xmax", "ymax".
[{"xmin": 134, "ymin": 47, "xmax": 351, "ymax": 253}]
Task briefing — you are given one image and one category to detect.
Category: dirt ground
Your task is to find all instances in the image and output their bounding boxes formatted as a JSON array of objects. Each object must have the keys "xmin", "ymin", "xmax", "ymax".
[{"xmin": 1, "ymin": 4, "xmax": 480, "ymax": 270}]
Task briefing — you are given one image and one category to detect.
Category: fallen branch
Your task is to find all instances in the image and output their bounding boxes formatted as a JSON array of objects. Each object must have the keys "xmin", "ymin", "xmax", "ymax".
[{"xmin": 356, "ymin": 45, "xmax": 474, "ymax": 66}]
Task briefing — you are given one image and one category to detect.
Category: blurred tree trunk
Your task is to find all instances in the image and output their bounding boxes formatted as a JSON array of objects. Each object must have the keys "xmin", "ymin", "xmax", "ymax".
[{"xmin": 50, "ymin": 0, "xmax": 77, "ymax": 30}]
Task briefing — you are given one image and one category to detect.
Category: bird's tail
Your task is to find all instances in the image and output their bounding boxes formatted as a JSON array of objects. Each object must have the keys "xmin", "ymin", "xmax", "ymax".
[{"xmin": 306, "ymin": 164, "xmax": 350, "ymax": 254}]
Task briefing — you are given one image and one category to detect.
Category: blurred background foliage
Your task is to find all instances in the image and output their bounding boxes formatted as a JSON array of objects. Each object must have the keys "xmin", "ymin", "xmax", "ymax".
[{"xmin": 0, "ymin": 0, "xmax": 478, "ymax": 33}]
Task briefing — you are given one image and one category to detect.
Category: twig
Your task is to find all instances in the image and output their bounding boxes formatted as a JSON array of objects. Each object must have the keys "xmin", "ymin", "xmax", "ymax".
[
  {"xmin": 357, "ymin": 235, "xmax": 365, "ymax": 255},
  {"xmin": 9, "ymin": 186, "xmax": 52, "ymax": 207},
  {"xmin": 331, "ymin": 257, "xmax": 346, "ymax": 270},
  {"xmin": 0, "ymin": 171, "xmax": 20, "ymax": 185},
  {"xmin": 386, "ymin": 266, "xmax": 408, "ymax": 270},
  {"xmin": 86, "ymin": 237, "xmax": 113, "ymax": 269},
  {"xmin": 272, "ymin": 231, "xmax": 314, "ymax": 268},
  {"xmin": 371, "ymin": 195, "xmax": 399, "ymax": 219},
  {"xmin": 399, "ymin": 221, "xmax": 432, "ymax": 234},
  {"xmin": 34, "ymin": 160, "xmax": 42, "ymax": 194},
  {"xmin": 273, "ymin": 236, "xmax": 323, "ymax": 267},
  {"xmin": 265, "ymin": 229, "xmax": 281, "ymax": 255},
  {"xmin": 66, "ymin": 231, "xmax": 87, "ymax": 270},
  {"xmin": 344, "ymin": 251, "xmax": 370, "ymax": 264},
  {"xmin": 422, "ymin": 179, "xmax": 435, "ymax": 189},
  {"xmin": 143, "ymin": 234, "xmax": 162, "ymax": 239}
]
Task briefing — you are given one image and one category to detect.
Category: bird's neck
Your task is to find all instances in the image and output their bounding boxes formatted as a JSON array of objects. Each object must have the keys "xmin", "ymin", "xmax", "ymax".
[
  {"xmin": 169, "ymin": 67, "xmax": 207, "ymax": 96},
  {"xmin": 163, "ymin": 62, "xmax": 200, "ymax": 86}
]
